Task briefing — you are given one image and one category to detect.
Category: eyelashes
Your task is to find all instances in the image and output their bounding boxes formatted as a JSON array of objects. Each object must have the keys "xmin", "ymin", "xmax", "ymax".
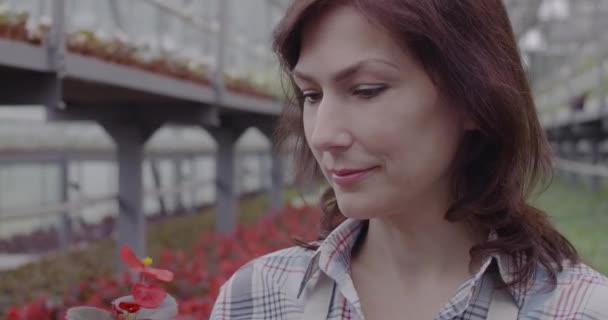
[
  {"xmin": 297, "ymin": 84, "xmax": 388, "ymax": 106},
  {"xmin": 300, "ymin": 92, "xmax": 322, "ymax": 104},
  {"xmin": 353, "ymin": 84, "xmax": 387, "ymax": 99}
]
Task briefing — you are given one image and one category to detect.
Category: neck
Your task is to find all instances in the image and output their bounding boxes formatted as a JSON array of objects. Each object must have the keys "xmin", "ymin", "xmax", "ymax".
[{"xmin": 351, "ymin": 188, "xmax": 485, "ymax": 279}]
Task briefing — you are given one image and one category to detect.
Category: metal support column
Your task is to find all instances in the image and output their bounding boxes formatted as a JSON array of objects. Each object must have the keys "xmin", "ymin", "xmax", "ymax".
[
  {"xmin": 209, "ymin": 127, "xmax": 243, "ymax": 234},
  {"xmin": 151, "ymin": 159, "xmax": 168, "ymax": 216},
  {"xmin": 269, "ymin": 151, "xmax": 285, "ymax": 211},
  {"xmin": 259, "ymin": 125, "xmax": 285, "ymax": 212},
  {"xmin": 173, "ymin": 157, "xmax": 184, "ymax": 214},
  {"xmin": 190, "ymin": 155, "xmax": 199, "ymax": 212},
  {"xmin": 590, "ymin": 138, "xmax": 602, "ymax": 192},
  {"xmin": 45, "ymin": 0, "xmax": 65, "ymax": 110},
  {"xmin": 557, "ymin": 139, "xmax": 568, "ymax": 178},
  {"xmin": 568, "ymin": 139, "xmax": 580, "ymax": 187},
  {"xmin": 103, "ymin": 123, "xmax": 159, "ymax": 266},
  {"xmin": 214, "ymin": 0, "xmax": 229, "ymax": 96},
  {"xmin": 57, "ymin": 157, "xmax": 72, "ymax": 249},
  {"xmin": 599, "ymin": 59, "xmax": 607, "ymax": 113},
  {"xmin": 257, "ymin": 151, "xmax": 268, "ymax": 190}
]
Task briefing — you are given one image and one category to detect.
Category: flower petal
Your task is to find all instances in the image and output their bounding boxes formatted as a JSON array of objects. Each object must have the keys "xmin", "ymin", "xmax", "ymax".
[
  {"xmin": 118, "ymin": 301, "xmax": 141, "ymax": 313},
  {"xmin": 143, "ymin": 267, "xmax": 174, "ymax": 282},
  {"xmin": 132, "ymin": 283, "xmax": 167, "ymax": 309},
  {"xmin": 120, "ymin": 245, "xmax": 145, "ymax": 272},
  {"xmin": 112, "ymin": 295, "xmax": 179, "ymax": 320}
]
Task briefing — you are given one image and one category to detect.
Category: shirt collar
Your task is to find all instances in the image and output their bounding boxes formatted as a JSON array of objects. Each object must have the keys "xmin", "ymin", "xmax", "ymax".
[
  {"xmin": 296, "ymin": 218, "xmax": 525, "ymax": 308},
  {"xmin": 297, "ymin": 218, "xmax": 364, "ymax": 299}
]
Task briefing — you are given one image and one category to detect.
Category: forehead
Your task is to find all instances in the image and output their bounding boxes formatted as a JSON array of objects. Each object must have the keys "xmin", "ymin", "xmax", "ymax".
[{"xmin": 295, "ymin": 5, "xmax": 411, "ymax": 74}]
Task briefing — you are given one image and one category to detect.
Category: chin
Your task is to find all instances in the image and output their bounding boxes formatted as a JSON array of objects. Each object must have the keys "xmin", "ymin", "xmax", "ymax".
[{"xmin": 335, "ymin": 193, "xmax": 378, "ymax": 220}]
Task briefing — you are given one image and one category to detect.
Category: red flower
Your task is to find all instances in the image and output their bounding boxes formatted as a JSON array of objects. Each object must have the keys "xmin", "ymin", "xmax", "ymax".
[
  {"xmin": 120, "ymin": 245, "xmax": 174, "ymax": 282},
  {"xmin": 118, "ymin": 301, "xmax": 141, "ymax": 313},
  {"xmin": 119, "ymin": 244, "xmax": 174, "ymax": 308},
  {"xmin": 5, "ymin": 306, "xmax": 21, "ymax": 320},
  {"xmin": 132, "ymin": 283, "xmax": 167, "ymax": 308}
]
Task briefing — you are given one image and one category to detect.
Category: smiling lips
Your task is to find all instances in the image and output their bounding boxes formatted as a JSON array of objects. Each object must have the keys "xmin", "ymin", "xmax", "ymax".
[{"xmin": 330, "ymin": 167, "xmax": 378, "ymax": 187}]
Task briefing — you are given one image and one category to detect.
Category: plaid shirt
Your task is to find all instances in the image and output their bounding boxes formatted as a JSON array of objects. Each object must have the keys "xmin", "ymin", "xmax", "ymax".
[{"xmin": 210, "ymin": 218, "xmax": 608, "ymax": 319}]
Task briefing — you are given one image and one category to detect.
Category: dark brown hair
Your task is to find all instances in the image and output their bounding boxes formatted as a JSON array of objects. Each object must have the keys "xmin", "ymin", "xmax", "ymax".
[{"xmin": 272, "ymin": 0, "xmax": 578, "ymax": 289}]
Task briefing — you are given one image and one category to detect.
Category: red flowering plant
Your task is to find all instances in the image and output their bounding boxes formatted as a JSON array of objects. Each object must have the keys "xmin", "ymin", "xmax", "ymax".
[{"xmin": 66, "ymin": 245, "xmax": 177, "ymax": 320}]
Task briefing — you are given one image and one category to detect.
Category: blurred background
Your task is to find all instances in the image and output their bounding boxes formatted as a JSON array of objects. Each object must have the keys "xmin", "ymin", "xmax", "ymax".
[{"xmin": 0, "ymin": 0, "xmax": 606, "ymax": 319}]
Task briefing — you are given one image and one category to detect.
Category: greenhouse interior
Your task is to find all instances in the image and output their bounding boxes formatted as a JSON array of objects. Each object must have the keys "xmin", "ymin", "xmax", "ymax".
[{"xmin": 0, "ymin": 0, "xmax": 607, "ymax": 319}]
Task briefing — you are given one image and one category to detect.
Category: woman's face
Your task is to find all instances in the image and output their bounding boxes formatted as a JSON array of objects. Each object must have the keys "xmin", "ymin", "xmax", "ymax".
[{"xmin": 293, "ymin": 5, "xmax": 470, "ymax": 219}]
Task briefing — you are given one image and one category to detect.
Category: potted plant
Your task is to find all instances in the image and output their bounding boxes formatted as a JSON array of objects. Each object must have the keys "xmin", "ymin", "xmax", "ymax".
[{"xmin": 66, "ymin": 245, "xmax": 178, "ymax": 320}]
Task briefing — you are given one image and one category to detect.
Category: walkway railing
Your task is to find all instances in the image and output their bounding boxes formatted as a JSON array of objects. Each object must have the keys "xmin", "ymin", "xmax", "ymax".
[{"xmin": 0, "ymin": 148, "xmax": 289, "ymax": 251}]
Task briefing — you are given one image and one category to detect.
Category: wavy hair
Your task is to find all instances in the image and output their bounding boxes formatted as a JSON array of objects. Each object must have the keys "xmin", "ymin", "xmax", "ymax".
[{"xmin": 272, "ymin": 0, "xmax": 578, "ymax": 289}]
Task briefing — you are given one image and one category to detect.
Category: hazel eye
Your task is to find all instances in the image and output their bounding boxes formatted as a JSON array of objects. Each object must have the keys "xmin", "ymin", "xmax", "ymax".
[{"xmin": 353, "ymin": 84, "xmax": 387, "ymax": 99}]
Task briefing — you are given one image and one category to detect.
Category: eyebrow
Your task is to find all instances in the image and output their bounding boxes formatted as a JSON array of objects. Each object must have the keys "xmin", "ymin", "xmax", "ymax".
[{"xmin": 292, "ymin": 58, "xmax": 400, "ymax": 84}]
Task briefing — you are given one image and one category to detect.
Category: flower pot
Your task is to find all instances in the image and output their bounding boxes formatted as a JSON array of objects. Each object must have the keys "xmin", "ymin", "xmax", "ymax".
[{"xmin": 66, "ymin": 306, "xmax": 114, "ymax": 320}]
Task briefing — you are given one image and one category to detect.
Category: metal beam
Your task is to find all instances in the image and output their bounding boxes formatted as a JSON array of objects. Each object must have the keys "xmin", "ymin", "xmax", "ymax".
[
  {"xmin": 220, "ymin": 91, "xmax": 282, "ymax": 115},
  {"xmin": 258, "ymin": 124, "xmax": 285, "ymax": 211},
  {"xmin": 57, "ymin": 157, "xmax": 72, "ymax": 248},
  {"xmin": 189, "ymin": 155, "xmax": 199, "ymax": 211},
  {"xmin": 48, "ymin": 0, "xmax": 66, "ymax": 110},
  {"xmin": 0, "ymin": 40, "xmax": 49, "ymax": 71},
  {"xmin": 47, "ymin": 102, "xmax": 218, "ymax": 126},
  {"xmin": 0, "ymin": 177, "xmax": 214, "ymax": 222},
  {"xmin": 0, "ymin": 70, "xmax": 60, "ymax": 106},
  {"xmin": 589, "ymin": 138, "xmax": 602, "ymax": 191},
  {"xmin": 208, "ymin": 126, "xmax": 244, "ymax": 234},
  {"xmin": 0, "ymin": 39, "xmax": 279, "ymax": 117},
  {"xmin": 214, "ymin": 0, "xmax": 229, "ymax": 101},
  {"xmin": 102, "ymin": 122, "xmax": 160, "ymax": 266},
  {"xmin": 151, "ymin": 159, "xmax": 168, "ymax": 216},
  {"xmin": 269, "ymin": 151, "xmax": 285, "ymax": 211},
  {"xmin": 109, "ymin": 0, "xmax": 125, "ymax": 31},
  {"xmin": 64, "ymin": 54, "xmax": 216, "ymax": 105},
  {"xmin": 173, "ymin": 157, "xmax": 185, "ymax": 213}
]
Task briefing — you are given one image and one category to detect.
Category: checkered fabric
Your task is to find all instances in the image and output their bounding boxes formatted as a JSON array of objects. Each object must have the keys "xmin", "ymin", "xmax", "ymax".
[{"xmin": 211, "ymin": 218, "xmax": 608, "ymax": 319}]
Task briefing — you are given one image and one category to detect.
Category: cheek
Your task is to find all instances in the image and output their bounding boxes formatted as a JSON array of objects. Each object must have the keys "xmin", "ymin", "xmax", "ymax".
[
  {"xmin": 302, "ymin": 110, "xmax": 325, "ymax": 170},
  {"xmin": 374, "ymin": 97, "xmax": 463, "ymax": 179},
  {"xmin": 302, "ymin": 108, "xmax": 315, "ymax": 150},
  {"xmin": 403, "ymin": 109, "xmax": 463, "ymax": 178}
]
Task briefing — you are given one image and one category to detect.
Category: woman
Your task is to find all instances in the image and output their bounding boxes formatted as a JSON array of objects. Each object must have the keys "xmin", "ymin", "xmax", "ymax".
[{"xmin": 211, "ymin": 0, "xmax": 608, "ymax": 319}]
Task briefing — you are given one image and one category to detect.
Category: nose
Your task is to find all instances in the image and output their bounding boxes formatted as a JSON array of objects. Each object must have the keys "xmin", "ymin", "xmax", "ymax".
[{"xmin": 309, "ymin": 95, "xmax": 353, "ymax": 152}]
